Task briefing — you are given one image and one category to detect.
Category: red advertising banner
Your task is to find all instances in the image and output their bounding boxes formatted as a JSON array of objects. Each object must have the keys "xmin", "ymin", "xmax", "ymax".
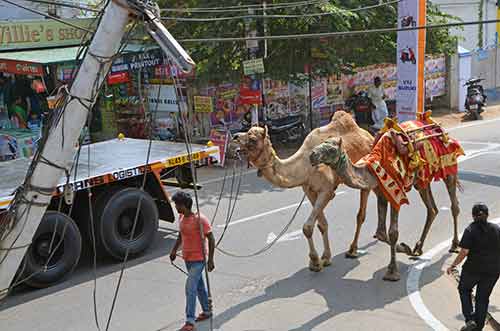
[
  {"xmin": 107, "ymin": 71, "xmax": 130, "ymax": 85},
  {"xmin": 0, "ymin": 59, "xmax": 43, "ymax": 76},
  {"xmin": 209, "ymin": 128, "xmax": 229, "ymax": 167},
  {"xmin": 239, "ymin": 89, "xmax": 262, "ymax": 105},
  {"xmin": 239, "ymin": 78, "xmax": 262, "ymax": 105}
]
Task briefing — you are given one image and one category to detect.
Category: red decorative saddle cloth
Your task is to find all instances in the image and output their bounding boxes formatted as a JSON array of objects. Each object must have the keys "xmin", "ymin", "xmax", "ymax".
[{"xmin": 360, "ymin": 118, "xmax": 464, "ymax": 210}]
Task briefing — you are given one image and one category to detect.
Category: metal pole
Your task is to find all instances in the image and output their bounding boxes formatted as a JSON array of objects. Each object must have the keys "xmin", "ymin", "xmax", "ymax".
[
  {"xmin": 308, "ymin": 67, "xmax": 313, "ymax": 131},
  {"xmin": 0, "ymin": 0, "xmax": 132, "ymax": 298}
]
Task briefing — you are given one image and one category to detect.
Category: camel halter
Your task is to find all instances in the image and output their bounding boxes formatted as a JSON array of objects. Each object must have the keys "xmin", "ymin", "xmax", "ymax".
[{"xmin": 250, "ymin": 135, "xmax": 277, "ymax": 173}]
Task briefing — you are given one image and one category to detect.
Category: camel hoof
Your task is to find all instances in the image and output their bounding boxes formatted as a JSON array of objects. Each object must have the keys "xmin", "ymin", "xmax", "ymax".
[
  {"xmin": 449, "ymin": 240, "xmax": 460, "ymax": 253},
  {"xmin": 413, "ymin": 243, "xmax": 423, "ymax": 257},
  {"xmin": 396, "ymin": 243, "xmax": 413, "ymax": 256},
  {"xmin": 309, "ymin": 264, "xmax": 323, "ymax": 272},
  {"xmin": 345, "ymin": 251, "xmax": 359, "ymax": 259},
  {"xmin": 383, "ymin": 271, "xmax": 401, "ymax": 282}
]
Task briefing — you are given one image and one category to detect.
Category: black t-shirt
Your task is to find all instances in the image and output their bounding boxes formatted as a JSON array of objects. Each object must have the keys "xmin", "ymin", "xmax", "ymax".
[{"xmin": 460, "ymin": 221, "xmax": 500, "ymax": 275}]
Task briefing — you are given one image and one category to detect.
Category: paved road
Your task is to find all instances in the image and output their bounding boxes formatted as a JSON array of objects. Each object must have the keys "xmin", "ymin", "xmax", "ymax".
[{"xmin": 1, "ymin": 118, "xmax": 500, "ymax": 331}]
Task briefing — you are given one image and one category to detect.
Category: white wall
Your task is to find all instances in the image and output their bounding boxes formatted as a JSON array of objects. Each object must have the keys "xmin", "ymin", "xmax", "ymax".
[{"xmin": 432, "ymin": 0, "xmax": 498, "ymax": 50}]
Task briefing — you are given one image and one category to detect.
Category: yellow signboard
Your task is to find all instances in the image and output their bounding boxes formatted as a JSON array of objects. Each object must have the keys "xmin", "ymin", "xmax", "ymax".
[
  {"xmin": 0, "ymin": 19, "xmax": 96, "ymax": 51},
  {"xmin": 194, "ymin": 96, "xmax": 213, "ymax": 113}
]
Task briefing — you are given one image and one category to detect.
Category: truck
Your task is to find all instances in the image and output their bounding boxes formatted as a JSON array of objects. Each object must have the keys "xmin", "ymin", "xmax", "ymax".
[
  {"xmin": 0, "ymin": 138, "xmax": 219, "ymax": 288},
  {"xmin": 0, "ymin": 0, "xmax": 204, "ymax": 296}
]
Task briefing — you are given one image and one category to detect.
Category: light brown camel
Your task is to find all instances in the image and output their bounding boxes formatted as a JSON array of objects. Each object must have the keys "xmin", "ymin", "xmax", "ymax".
[
  {"xmin": 309, "ymin": 129, "xmax": 463, "ymax": 281},
  {"xmin": 233, "ymin": 111, "xmax": 374, "ymax": 272}
]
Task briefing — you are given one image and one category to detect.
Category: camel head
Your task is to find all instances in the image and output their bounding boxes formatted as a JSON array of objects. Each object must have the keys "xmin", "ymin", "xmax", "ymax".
[
  {"xmin": 232, "ymin": 126, "xmax": 271, "ymax": 162},
  {"xmin": 309, "ymin": 137, "xmax": 344, "ymax": 169}
]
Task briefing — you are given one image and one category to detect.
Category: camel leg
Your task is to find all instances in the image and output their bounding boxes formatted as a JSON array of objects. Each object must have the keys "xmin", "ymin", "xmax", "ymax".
[
  {"xmin": 303, "ymin": 189, "xmax": 333, "ymax": 272},
  {"xmin": 383, "ymin": 206, "xmax": 401, "ymax": 282},
  {"xmin": 374, "ymin": 190, "xmax": 389, "ymax": 243},
  {"xmin": 317, "ymin": 212, "xmax": 332, "ymax": 267},
  {"xmin": 445, "ymin": 175, "xmax": 461, "ymax": 253},
  {"xmin": 346, "ymin": 189, "xmax": 370, "ymax": 258},
  {"xmin": 413, "ymin": 186, "xmax": 439, "ymax": 256}
]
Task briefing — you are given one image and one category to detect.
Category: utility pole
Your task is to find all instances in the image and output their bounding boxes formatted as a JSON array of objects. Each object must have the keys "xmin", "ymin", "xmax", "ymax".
[{"xmin": 0, "ymin": 0, "xmax": 194, "ymax": 299}]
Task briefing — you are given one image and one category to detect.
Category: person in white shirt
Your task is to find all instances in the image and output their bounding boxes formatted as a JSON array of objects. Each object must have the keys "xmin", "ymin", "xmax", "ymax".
[{"xmin": 367, "ymin": 76, "xmax": 389, "ymax": 131}]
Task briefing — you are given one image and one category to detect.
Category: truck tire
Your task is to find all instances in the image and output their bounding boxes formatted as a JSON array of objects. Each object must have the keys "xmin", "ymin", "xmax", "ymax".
[
  {"xmin": 95, "ymin": 188, "xmax": 159, "ymax": 260},
  {"xmin": 23, "ymin": 211, "xmax": 82, "ymax": 288}
]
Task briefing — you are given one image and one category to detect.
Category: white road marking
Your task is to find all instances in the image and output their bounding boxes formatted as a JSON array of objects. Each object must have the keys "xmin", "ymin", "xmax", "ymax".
[
  {"xmin": 218, "ymin": 201, "xmax": 310, "ymax": 228},
  {"xmin": 266, "ymin": 229, "xmax": 303, "ymax": 244},
  {"xmin": 218, "ymin": 191, "xmax": 346, "ymax": 228},
  {"xmin": 407, "ymin": 217, "xmax": 500, "ymax": 331}
]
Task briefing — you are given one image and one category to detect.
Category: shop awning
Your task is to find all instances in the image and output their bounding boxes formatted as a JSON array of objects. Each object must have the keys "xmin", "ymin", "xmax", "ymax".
[
  {"xmin": 0, "ymin": 44, "xmax": 157, "ymax": 65},
  {"xmin": 0, "ymin": 44, "xmax": 160, "ymax": 75}
]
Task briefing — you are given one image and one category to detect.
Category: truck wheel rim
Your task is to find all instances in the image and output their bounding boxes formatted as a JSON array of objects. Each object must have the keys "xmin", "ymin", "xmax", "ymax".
[
  {"xmin": 116, "ymin": 209, "xmax": 145, "ymax": 241},
  {"xmin": 33, "ymin": 233, "xmax": 64, "ymax": 269}
]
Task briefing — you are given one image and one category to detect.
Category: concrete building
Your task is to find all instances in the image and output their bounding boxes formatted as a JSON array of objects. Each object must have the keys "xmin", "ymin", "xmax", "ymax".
[{"xmin": 432, "ymin": 0, "xmax": 498, "ymax": 50}]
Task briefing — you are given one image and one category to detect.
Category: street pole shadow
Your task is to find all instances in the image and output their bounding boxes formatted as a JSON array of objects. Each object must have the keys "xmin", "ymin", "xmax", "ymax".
[{"xmin": 209, "ymin": 242, "xmax": 450, "ymax": 331}]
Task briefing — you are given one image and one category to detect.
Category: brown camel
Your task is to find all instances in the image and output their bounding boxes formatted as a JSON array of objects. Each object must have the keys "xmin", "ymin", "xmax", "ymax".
[
  {"xmin": 309, "ymin": 128, "xmax": 463, "ymax": 281},
  {"xmin": 233, "ymin": 111, "xmax": 374, "ymax": 272}
]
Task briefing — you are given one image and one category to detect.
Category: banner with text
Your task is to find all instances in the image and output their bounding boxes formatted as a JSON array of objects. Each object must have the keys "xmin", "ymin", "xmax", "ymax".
[
  {"xmin": 147, "ymin": 85, "xmax": 179, "ymax": 112},
  {"xmin": 396, "ymin": 0, "xmax": 426, "ymax": 122},
  {"xmin": 0, "ymin": 19, "xmax": 95, "ymax": 51}
]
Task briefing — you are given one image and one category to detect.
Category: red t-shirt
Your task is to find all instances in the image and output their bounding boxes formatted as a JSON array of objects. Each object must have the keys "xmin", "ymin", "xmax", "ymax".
[{"xmin": 180, "ymin": 213, "xmax": 212, "ymax": 262}]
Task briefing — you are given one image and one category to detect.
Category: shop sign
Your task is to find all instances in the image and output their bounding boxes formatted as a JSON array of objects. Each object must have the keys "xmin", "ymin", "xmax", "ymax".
[
  {"xmin": 194, "ymin": 96, "xmax": 213, "ymax": 113},
  {"xmin": 0, "ymin": 59, "xmax": 43, "ymax": 76},
  {"xmin": 107, "ymin": 71, "xmax": 130, "ymax": 85},
  {"xmin": 111, "ymin": 49, "xmax": 163, "ymax": 73},
  {"xmin": 57, "ymin": 64, "xmax": 77, "ymax": 81},
  {"xmin": 0, "ymin": 19, "xmax": 95, "ymax": 51},
  {"xmin": 243, "ymin": 58, "xmax": 265, "ymax": 76},
  {"xmin": 147, "ymin": 84, "xmax": 179, "ymax": 112},
  {"xmin": 154, "ymin": 63, "xmax": 195, "ymax": 79}
]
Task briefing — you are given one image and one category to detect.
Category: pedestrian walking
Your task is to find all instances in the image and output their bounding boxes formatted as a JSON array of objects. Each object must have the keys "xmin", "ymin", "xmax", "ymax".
[
  {"xmin": 169, "ymin": 191, "xmax": 215, "ymax": 331},
  {"xmin": 447, "ymin": 203, "xmax": 500, "ymax": 331}
]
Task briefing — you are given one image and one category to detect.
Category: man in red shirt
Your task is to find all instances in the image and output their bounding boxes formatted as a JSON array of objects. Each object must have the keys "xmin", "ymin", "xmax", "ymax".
[{"xmin": 170, "ymin": 191, "xmax": 215, "ymax": 331}]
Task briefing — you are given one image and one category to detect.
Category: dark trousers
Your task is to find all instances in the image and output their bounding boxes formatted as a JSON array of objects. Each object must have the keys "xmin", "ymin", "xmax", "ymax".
[{"xmin": 458, "ymin": 270, "xmax": 499, "ymax": 330}]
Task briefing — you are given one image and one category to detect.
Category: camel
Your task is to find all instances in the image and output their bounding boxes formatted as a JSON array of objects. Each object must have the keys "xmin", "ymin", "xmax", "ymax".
[
  {"xmin": 232, "ymin": 111, "xmax": 374, "ymax": 272},
  {"xmin": 309, "ymin": 117, "xmax": 464, "ymax": 281}
]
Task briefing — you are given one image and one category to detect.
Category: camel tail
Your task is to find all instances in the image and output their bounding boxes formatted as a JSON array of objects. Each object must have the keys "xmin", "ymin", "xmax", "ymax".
[{"xmin": 457, "ymin": 179, "xmax": 464, "ymax": 193}]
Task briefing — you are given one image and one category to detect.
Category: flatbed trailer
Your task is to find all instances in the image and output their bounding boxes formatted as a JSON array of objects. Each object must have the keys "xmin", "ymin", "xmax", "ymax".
[{"xmin": 0, "ymin": 138, "xmax": 219, "ymax": 288}]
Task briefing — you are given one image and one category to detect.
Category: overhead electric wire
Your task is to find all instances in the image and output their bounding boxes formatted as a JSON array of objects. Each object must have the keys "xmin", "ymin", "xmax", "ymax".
[
  {"xmin": 0, "ymin": 0, "xmax": 94, "ymax": 33},
  {"xmin": 162, "ymin": 0, "xmax": 399, "ymax": 22},
  {"xmin": 180, "ymin": 18, "xmax": 500, "ymax": 43},
  {"xmin": 161, "ymin": 0, "xmax": 327, "ymax": 13},
  {"xmin": 25, "ymin": 0, "xmax": 101, "ymax": 13}
]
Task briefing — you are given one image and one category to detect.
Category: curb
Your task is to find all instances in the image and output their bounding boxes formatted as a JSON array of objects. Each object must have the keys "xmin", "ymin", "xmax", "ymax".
[{"xmin": 449, "ymin": 270, "xmax": 500, "ymax": 331}]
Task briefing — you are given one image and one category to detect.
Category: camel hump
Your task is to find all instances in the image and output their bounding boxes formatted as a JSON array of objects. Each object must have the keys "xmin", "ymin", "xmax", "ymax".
[{"xmin": 328, "ymin": 110, "xmax": 361, "ymax": 134}]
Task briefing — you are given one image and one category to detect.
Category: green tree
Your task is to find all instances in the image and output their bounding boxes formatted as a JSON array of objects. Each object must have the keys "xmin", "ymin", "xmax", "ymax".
[{"xmin": 160, "ymin": 1, "xmax": 459, "ymax": 84}]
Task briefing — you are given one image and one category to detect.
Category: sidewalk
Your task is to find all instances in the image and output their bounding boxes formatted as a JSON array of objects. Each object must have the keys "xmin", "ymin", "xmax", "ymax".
[{"xmin": 430, "ymin": 104, "xmax": 500, "ymax": 129}]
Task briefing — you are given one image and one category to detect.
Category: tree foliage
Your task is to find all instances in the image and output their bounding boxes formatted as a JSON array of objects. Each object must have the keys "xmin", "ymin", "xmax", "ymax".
[{"xmin": 159, "ymin": 1, "xmax": 460, "ymax": 84}]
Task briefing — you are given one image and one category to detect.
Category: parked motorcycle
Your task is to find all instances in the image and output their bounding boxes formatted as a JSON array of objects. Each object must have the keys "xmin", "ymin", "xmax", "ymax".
[
  {"xmin": 345, "ymin": 91, "xmax": 374, "ymax": 126},
  {"xmin": 464, "ymin": 77, "xmax": 487, "ymax": 120},
  {"xmin": 264, "ymin": 113, "xmax": 306, "ymax": 145}
]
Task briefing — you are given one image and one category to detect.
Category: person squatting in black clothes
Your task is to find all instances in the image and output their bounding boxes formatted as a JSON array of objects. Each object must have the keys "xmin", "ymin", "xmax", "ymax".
[{"xmin": 447, "ymin": 203, "xmax": 500, "ymax": 331}]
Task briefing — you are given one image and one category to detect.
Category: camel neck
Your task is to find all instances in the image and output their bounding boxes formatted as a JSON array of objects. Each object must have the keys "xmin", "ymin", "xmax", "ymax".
[
  {"xmin": 333, "ymin": 149, "xmax": 372, "ymax": 190},
  {"xmin": 258, "ymin": 151, "xmax": 309, "ymax": 188}
]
